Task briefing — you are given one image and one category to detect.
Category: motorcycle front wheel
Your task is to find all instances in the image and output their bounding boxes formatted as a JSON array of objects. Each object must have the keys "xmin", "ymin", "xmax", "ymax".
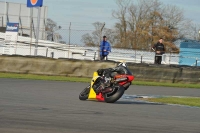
[{"xmin": 79, "ymin": 85, "xmax": 90, "ymax": 100}]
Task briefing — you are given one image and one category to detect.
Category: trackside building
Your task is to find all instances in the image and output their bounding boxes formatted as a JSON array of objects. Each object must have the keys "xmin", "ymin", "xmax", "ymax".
[{"xmin": 179, "ymin": 40, "xmax": 200, "ymax": 66}]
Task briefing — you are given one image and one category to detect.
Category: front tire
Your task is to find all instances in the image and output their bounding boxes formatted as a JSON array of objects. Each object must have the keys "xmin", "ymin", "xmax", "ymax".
[
  {"xmin": 104, "ymin": 85, "xmax": 125, "ymax": 103},
  {"xmin": 79, "ymin": 85, "xmax": 90, "ymax": 100}
]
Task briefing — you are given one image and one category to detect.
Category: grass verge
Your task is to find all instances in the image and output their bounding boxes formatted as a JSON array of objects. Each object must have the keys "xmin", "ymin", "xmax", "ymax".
[
  {"xmin": 0, "ymin": 72, "xmax": 200, "ymax": 89},
  {"xmin": 145, "ymin": 97, "xmax": 200, "ymax": 107},
  {"xmin": 0, "ymin": 72, "xmax": 91, "ymax": 82},
  {"xmin": 132, "ymin": 81, "xmax": 200, "ymax": 89},
  {"xmin": 1, "ymin": 72, "xmax": 200, "ymax": 107}
]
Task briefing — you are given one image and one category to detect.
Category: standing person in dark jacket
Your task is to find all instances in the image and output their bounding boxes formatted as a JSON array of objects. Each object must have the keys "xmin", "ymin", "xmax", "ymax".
[
  {"xmin": 152, "ymin": 38, "xmax": 165, "ymax": 64},
  {"xmin": 100, "ymin": 36, "xmax": 111, "ymax": 60}
]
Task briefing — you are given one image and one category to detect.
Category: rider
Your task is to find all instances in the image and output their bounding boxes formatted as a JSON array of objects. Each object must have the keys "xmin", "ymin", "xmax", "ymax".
[
  {"xmin": 152, "ymin": 38, "xmax": 165, "ymax": 64},
  {"xmin": 95, "ymin": 62, "xmax": 128, "ymax": 94}
]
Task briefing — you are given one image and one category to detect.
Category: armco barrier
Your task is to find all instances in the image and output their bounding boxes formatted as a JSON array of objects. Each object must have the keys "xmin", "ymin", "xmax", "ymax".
[{"xmin": 0, "ymin": 55, "xmax": 200, "ymax": 83}]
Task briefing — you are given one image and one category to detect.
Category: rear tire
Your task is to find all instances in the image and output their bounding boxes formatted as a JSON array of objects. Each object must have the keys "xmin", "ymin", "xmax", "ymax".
[
  {"xmin": 79, "ymin": 85, "xmax": 90, "ymax": 100},
  {"xmin": 104, "ymin": 85, "xmax": 125, "ymax": 103}
]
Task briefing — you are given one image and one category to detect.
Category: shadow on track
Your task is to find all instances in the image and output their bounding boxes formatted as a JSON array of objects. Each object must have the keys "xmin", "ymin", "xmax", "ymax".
[
  {"xmin": 114, "ymin": 100, "xmax": 164, "ymax": 105},
  {"xmin": 83, "ymin": 99, "xmax": 164, "ymax": 105}
]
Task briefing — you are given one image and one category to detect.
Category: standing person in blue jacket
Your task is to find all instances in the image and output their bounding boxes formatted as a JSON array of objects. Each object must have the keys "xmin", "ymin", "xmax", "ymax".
[{"xmin": 100, "ymin": 36, "xmax": 111, "ymax": 60}]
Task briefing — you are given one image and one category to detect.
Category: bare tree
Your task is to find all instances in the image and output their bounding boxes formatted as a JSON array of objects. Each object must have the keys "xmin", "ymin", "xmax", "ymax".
[
  {"xmin": 112, "ymin": 0, "xmax": 130, "ymax": 47},
  {"xmin": 81, "ymin": 22, "xmax": 103, "ymax": 46},
  {"xmin": 187, "ymin": 23, "xmax": 200, "ymax": 40},
  {"xmin": 81, "ymin": 22, "xmax": 116, "ymax": 46},
  {"xmin": 103, "ymin": 28, "xmax": 117, "ymax": 47},
  {"xmin": 127, "ymin": 0, "xmax": 162, "ymax": 49},
  {"xmin": 81, "ymin": 33, "xmax": 95, "ymax": 46},
  {"xmin": 45, "ymin": 18, "xmax": 62, "ymax": 42},
  {"xmin": 194, "ymin": 24, "xmax": 200, "ymax": 41},
  {"xmin": 177, "ymin": 20, "xmax": 192, "ymax": 39},
  {"xmin": 112, "ymin": 0, "xmax": 187, "ymax": 52}
]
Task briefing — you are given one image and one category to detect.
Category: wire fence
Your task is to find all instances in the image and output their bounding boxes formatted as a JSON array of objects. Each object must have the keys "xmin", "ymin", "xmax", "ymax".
[
  {"xmin": 2, "ymin": 26, "xmax": 200, "ymax": 66},
  {"xmin": 3, "ymin": 22, "xmax": 200, "ymax": 66},
  {"xmin": 0, "ymin": 44, "xmax": 181, "ymax": 64}
]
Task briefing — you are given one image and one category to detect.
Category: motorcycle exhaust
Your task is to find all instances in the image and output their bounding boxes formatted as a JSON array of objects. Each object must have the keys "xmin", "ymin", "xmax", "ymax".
[
  {"xmin": 101, "ymin": 87, "xmax": 113, "ymax": 94},
  {"xmin": 123, "ymin": 82, "xmax": 131, "ymax": 88},
  {"xmin": 115, "ymin": 77, "xmax": 128, "ymax": 82}
]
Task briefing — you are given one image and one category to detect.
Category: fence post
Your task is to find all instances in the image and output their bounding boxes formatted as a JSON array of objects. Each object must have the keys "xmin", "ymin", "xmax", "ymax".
[
  {"xmin": 141, "ymin": 55, "xmax": 143, "ymax": 63},
  {"xmin": 51, "ymin": 52, "xmax": 54, "ymax": 58},
  {"xmin": 94, "ymin": 51, "xmax": 96, "ymax": 60},
  {"xmin": 84, "ymin": 51, "xmax": 86, "ymax": 56},
  {"xmin": 1, "ymin": 16, "xmax": 3, "ymax": 27},
  {"xmin": 169, "ymin": 51, "xmax": 172, "ymax": 65},
  {"xmin": 196, "ymin": 58, "xmax": 198, "ymax": 66},
  {"xmin": 46, "ymin": 47, "xmax": 48, "ymax": 57}
]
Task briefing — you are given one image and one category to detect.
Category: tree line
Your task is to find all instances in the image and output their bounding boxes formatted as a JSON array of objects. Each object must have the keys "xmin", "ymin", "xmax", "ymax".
[
  {"xmin": 81, "ymin": 0, "xmax": 200, "ymax": 53},
  {"xmin": 45, "ymin": 0, "xmax": 200, "ymax": 52}
]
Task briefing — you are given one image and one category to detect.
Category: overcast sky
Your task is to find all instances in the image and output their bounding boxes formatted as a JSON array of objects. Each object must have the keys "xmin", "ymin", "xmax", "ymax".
[{"xmin": 1, "ymin": 0, "xmax": 200, "ymax": 29}]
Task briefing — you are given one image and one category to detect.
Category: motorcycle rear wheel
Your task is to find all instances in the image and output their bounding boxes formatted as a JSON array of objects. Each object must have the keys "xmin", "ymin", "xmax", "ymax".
[
  {"xmin": 79, "ymin": 85, "xmax": 90, "ymax": 100},
  {"xmin": 103, "ymin": 85, "xmax": 125, "ymax": 103}
]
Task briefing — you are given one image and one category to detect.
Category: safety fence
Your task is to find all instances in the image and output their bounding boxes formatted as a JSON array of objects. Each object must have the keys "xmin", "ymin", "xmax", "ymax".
[
  {"xmin": 0, "ymin": 41, "xmax": 180, "ymax": 66},
  {"xmin": 1, "ymin": 40, "xmax": 200, "ymax": 66},
  {"xmin": 3, "ymin": 27, "xmax": 200, "ymax": 66}
]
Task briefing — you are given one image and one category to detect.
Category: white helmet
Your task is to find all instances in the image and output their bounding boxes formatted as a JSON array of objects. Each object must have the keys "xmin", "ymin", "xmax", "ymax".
[{"xmin": 117, "ymin": 62, "xmax": 127, "ymax": 67}]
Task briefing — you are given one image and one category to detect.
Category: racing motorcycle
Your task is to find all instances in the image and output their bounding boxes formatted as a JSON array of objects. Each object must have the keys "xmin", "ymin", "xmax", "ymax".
[{"xmin": 79, "ymin": 62, "xmax": 134, "ymax": 103}]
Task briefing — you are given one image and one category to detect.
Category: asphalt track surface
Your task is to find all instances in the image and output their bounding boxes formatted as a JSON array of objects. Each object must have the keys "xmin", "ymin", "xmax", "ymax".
[{"xmin": 0, "ymin": 78, "xmax": 200, "ymax": 133}]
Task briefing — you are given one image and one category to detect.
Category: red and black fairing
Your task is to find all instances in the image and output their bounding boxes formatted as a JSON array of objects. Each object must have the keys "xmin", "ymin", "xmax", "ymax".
[
  {"xmin": 114, "ymin": 74, "xmax": 134, "ymax": 84},
  {"xmin": 96, "ymin": 93, "xmax": 104, "ymax": 101},
  {"xmin": 113, "ymin": 65, "xmax": 134, "ymax": 89},
  {"xmin": 96, "ymin": 75, "xmax": 134, "ymax": 102}
]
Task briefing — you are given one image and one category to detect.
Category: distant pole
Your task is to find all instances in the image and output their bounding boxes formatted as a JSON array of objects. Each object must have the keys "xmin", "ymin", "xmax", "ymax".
[
  {"xmin": 30, "ymin": 8, "xmax": 33, "ymax": 55},
  {"xmin": 27, "ymin": 0, "xmax": 43, "ymax": 56},
  {"xmin": 34, "ymin": 7, "xmax": 41, "ymax": 56},
  {"xmin": 4, "ymin": 1, "xmax": 6, "ymax": 26},
  {"xmin": 5, "ymin": 1, "xmax": 8, "ymax": 23},
  {"xmin": 68, "ymin": 22, "xmax": 71, "ymax": 58}
]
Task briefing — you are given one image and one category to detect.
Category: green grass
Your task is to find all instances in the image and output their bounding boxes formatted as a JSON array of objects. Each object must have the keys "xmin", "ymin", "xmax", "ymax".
[
  {"xmin": 0, "ymin": 72, "xmax": 91, "ymax": 82},
  {"xmin": 0, "ymin": 72, "xmax": 200, "ymax": 89},
  {"xmin": 146, "ymin": 97, "xmax": 200, "ymax": 107},
  {"xmin": 132, "ymin": 81, "xmax": 200, "ymax": 89}
]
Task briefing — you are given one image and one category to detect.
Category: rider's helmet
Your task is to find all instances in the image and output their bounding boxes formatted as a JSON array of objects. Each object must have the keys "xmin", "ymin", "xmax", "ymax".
[{"xmin": 117, "ymin": 60, "xmax": 127, "ymax": 67}]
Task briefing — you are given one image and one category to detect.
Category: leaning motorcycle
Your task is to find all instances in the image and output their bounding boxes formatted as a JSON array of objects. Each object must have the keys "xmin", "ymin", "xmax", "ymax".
[{"xmin": 79, "ymin": 62, "xmax": 134, "ymax": 103}]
